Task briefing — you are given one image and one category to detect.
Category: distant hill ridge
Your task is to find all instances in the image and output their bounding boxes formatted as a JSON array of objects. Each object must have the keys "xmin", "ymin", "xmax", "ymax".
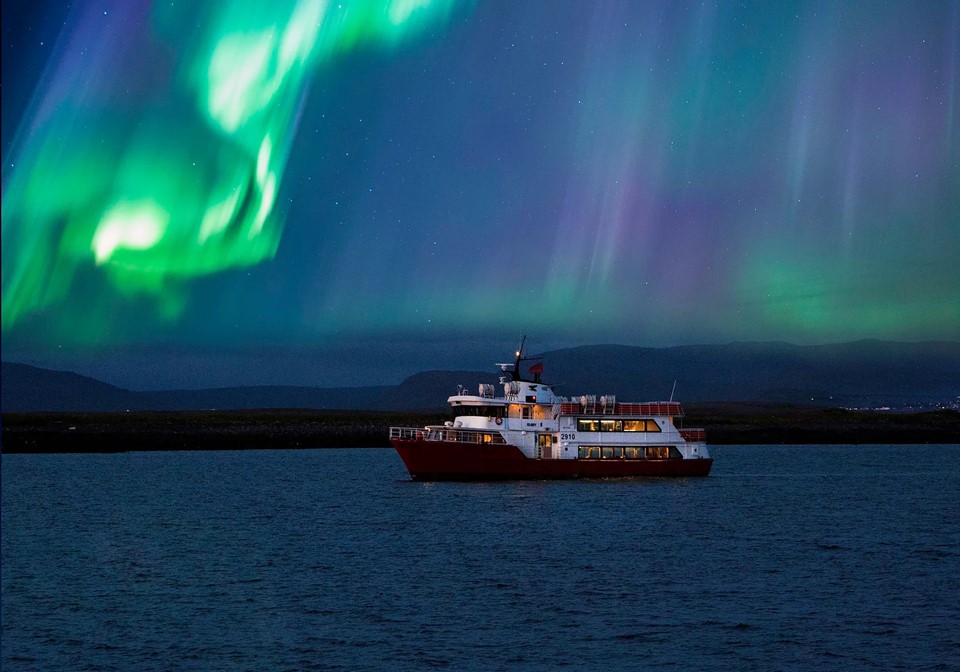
[{"xmin": 3, "ymin": 340, "xmax": 958, "ymax": 412}]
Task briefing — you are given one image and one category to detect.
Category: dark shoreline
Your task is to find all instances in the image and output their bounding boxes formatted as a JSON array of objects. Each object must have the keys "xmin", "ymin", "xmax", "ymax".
[{"xmin": 2, "ymin": 405, "xmax": 958, "ymax": 454}]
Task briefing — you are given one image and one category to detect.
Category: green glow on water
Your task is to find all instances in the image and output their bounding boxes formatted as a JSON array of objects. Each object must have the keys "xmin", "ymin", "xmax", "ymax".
[{"xmin": 1, "ymin": 0, "xmax": 465, "ymax": 332}]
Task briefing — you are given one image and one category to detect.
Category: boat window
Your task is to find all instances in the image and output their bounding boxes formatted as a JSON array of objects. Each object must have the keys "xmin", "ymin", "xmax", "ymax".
[
  {"xmin": 458, "ymin": 406, "xmax": 505, "ymax": 418},
  {"xmin": 579, "ymin": 445, "xmax": 663, "ymax": 459},
  {"xmin": 622, "ymin": 419, "xmax": 661, "ymax": 432},
  {"xmin": 522, "ymin": 406, "xmax": 532, "ymax": 419},
  {"xmin": 646, "ymin": 446, "xmax": 682, "ymax": 459},
  {"xmin": 578, "ymin": 446, "xmax": 600, "ymax": 459},
  {"xmin": 578, "ymin": 418, "xmax": 662, "ymax": 432}
]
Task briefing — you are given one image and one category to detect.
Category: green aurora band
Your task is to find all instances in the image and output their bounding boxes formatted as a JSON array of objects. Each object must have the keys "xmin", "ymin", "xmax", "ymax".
[{"xmin": 1, "ymin": 0, "xmax": 466, "ymax": 332}]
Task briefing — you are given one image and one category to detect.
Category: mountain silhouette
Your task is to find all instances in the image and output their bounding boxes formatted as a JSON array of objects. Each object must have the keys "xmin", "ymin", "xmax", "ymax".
[{"xmin": 3, "ymin": 340, "xmax": 958, "ymax": 412}]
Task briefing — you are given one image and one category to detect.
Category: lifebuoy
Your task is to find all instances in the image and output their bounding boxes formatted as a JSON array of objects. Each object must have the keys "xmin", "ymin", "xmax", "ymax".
[{"xmin": 495, "ymin": 417, "xmax": 502, "ymax": 425}]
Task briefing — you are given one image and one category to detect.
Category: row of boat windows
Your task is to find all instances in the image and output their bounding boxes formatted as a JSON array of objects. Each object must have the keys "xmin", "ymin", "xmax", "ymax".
[
  {"xmin": 458, "ymin": 406, "xmax": 506, "ymax": 418},
  {"xmin": 578, "ymin": 445, "xmax": 682, "ymax": 460},
  {"xmin": 457, "ymin": 406, "xmax": 546, "ymax": 420},
  {"xmin": 576, "ymin": 419, "xmax": 661, "ymax": 433}
]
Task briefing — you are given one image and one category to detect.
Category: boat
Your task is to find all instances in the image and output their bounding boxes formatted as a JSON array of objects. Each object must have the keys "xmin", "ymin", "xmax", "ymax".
[{"xmin": 389, "ymin": 339, "xmax": 713, "ymax": 480}]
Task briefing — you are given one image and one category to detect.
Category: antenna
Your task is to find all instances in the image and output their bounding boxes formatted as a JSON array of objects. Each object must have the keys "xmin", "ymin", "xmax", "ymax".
[
  {"xmin": 511, "ymin": 335, "xmax": 526, "ymax": 381},
  {"xmin": 669, "ymin": 380, "xmax": 677, "ymax": 402}
]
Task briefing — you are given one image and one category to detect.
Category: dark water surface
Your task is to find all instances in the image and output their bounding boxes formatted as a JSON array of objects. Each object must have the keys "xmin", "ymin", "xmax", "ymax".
[{"xmin": 3, "ymin": 445, "xmax": 959, "ymax": 671}]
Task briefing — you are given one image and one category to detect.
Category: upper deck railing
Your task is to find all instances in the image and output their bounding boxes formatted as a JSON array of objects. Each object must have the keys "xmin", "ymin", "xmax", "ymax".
[
  {"xmin": 679, "ymin": 428, "xmax": 706, "ymax": 442},
  {"xmin": 389, "ymin": 426, "xmax": 507, "ymax": 444},
  {"xmin": 558, "ymin": 401, "xmax": 684, "ymax": 416}
]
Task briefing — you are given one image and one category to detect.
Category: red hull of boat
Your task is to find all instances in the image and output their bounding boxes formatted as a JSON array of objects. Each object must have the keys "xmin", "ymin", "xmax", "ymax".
[{"xmin": 391, "ymin": 439, "xmax": 714, "ymax": 480}]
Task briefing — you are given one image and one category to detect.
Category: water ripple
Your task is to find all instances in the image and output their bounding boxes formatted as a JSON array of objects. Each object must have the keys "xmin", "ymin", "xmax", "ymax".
[{"xmin": 3, "ymin": 445, "xmax": 959, "ymax": 671}]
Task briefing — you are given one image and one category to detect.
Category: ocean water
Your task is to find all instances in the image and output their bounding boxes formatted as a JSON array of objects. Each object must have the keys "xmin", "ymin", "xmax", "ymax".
[{"xmin": 2, "ymin": 445, "xmax": 958, "ymax": 671}]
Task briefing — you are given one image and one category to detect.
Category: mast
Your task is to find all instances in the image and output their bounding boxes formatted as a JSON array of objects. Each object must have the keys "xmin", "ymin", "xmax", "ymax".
[{"xmin": 511, "ymin": 335, "xmax": 526, "ymax": 381}]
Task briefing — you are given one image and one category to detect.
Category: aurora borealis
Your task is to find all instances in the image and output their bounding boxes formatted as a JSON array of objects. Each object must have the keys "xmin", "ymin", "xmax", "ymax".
[
  {"xmin": 3, "ymin": 0, "xmax": 959, "ymax": 388},
  {"xmin": 3, "ymin": 0, "xmax": 465, "ymax": 333}
]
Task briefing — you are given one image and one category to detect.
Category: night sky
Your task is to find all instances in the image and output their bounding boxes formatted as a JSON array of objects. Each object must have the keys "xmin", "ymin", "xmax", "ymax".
[{"xmin": 3, "ymin": 0, "xmax": 959, "ymax": 389}]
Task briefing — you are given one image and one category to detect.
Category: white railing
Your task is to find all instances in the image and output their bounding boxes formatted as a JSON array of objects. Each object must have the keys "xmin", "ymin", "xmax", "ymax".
[
  {"xmin": 389, "ymin": 426, "xmax": 506, "ymax": 444},
  {"xmin": 679, "ymin": 428, "xmax": 707, "ymax": 442},
  {"xmin": 389, "ymin": 427, "xmax": 424, "ymax": 441}
]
